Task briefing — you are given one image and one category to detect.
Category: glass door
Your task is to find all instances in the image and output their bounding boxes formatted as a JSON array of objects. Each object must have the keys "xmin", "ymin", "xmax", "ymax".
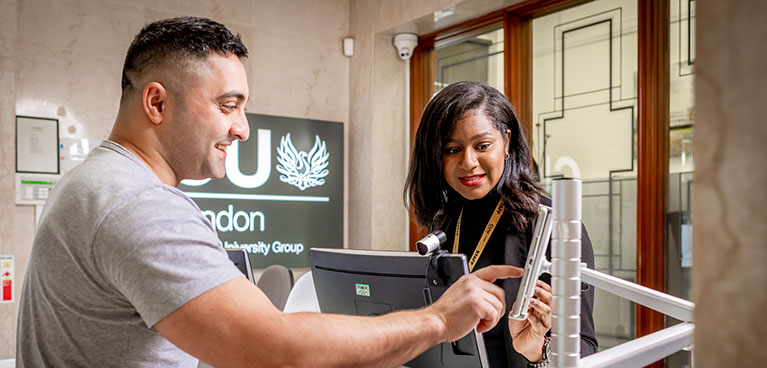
[
  {"xmin": 666, "ymin": 0, "xmax": 695, "ymax": 366},
  {"xmin": 433, "ymin": 26, "xmax": 505, "ymax": 94},
  {"xmin": 531, "ymin": 0, "xmax": 639, "ymax": 349}
]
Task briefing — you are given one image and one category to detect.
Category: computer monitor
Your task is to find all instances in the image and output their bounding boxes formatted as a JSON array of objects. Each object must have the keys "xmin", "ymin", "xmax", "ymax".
[
  {"xmin": 226, "ymin": 248, "xmax": 255, "ymax": 283},
  {"xmin": 309, "ymin": 248, "xmax": 488, "ymax": 368}
]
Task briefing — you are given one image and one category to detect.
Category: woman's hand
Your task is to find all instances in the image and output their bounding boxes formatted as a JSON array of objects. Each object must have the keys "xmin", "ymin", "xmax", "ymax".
[{"xmin": 508, "ymin": 280, "xmax": 552, "ymax": 362}]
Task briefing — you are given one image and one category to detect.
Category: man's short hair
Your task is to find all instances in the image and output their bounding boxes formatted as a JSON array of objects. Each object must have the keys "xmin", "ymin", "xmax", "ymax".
[{"xmin": 120, "ymin": 16, "xmax": 248, "ymax": 99}]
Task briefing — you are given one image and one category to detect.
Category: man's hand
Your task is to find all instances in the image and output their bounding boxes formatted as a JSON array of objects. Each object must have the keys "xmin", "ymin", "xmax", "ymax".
[
  {"xmin": 509, "ymin": 280, "xmax": 552, "ymax": 361},
  {"xmin": 156, "ymin": 266, "xmax": 523, "ymax": 368},
  {"xmin": 427, "ymin": 265, "xmax": 523, "ymax": 342}
]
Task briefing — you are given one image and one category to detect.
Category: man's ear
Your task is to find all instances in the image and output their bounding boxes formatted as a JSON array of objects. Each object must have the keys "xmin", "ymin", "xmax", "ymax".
[{"xmin": 142, "ymin": 82, "xmax": 167, "ymax": 125}]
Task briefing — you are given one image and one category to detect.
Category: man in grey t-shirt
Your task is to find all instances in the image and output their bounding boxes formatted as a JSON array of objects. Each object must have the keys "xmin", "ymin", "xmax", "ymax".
[
  {"xmin": 17, "ymin": 17, "xmax": 522, "ymax": 367},
  {"xmin": 18, "ymin": 140, "xmax": 243, "ymax": 367}
]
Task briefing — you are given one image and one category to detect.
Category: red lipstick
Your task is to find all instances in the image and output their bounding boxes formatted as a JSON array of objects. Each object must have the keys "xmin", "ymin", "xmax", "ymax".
[{"xmin": 459, "ymin": 174, "xmax": 485, "ymax": 186}]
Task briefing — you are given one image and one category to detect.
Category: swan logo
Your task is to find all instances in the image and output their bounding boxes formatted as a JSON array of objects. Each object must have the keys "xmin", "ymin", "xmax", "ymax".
[{"xmin": 276, "ymin": 133, "xmax": 330, "ymax": 191}]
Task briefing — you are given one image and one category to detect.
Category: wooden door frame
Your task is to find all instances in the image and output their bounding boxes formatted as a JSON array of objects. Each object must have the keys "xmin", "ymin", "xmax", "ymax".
[
  {"xmin": 408, "ymin": 1, "xmax": 670, "ymax": 360},
  {"xmin": 637, "ymin": 0, "xmax": 669, "ymax": 354}
]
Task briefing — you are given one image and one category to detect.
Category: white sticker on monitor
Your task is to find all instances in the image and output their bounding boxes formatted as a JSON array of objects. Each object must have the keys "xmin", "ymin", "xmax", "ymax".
[{"xmin": 355, "ymin": 283, "xmax": 370, "ymax": 297}]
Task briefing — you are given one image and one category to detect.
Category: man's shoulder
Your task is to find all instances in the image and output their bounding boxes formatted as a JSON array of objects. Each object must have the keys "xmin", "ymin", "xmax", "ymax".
[
  {"xmin": 112, "ymin": 184, "xmax": 200, "ymax": 218},
  {"xmin": 43, "ymin": 141, "xmax": 191, "ymax": 227},
  {"xmin": 58, "ymin": 141, "xmax": 165, "ymax": 200},
  {"xmin": 74, "ymin": 141, "xmax": 153, "ymax": 183}
]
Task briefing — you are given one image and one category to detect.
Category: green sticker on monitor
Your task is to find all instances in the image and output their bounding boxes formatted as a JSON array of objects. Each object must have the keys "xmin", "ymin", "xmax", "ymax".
[{"xmin": 355, "ymin": 283, "xmax": 370, "ymax": 297}]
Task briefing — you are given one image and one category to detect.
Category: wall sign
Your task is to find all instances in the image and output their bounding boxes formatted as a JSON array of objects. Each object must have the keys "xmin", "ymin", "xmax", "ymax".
[
  {"xmin": 16, "ymin": 116, "xmax": 60, "ymax": 174},
  {"xmin": 180, "ymin": 113, "xmax": 344, "ymax": 268}
]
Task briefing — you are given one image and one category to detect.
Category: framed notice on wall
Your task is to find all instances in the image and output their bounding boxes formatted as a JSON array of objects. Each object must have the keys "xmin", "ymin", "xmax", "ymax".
[{"xmin": 16, "ymin": 116, "xmax": 60, "ymax": 174}]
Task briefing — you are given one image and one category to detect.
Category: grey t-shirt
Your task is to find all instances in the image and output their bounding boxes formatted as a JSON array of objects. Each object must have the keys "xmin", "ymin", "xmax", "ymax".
[{"xmin": 16, "ymin": 140, "xmax": 244, "ymax": 367}]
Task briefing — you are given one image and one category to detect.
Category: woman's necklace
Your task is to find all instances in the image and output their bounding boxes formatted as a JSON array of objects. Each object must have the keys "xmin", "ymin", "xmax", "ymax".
[{"xmin": 452, "ymin": 198, "xmax": 505, "ymax": 271}]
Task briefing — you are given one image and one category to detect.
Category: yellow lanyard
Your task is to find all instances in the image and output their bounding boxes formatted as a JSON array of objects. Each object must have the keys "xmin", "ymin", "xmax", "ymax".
[{"xmin": 452, "ymin": 198, "xmax": 505, "ymax": 272}]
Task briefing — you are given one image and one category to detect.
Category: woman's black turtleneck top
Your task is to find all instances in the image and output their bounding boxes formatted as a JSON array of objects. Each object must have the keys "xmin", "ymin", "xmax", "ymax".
[{"xmin": 441, "ymin": 190, "xmax": 598, "ymax": 368}]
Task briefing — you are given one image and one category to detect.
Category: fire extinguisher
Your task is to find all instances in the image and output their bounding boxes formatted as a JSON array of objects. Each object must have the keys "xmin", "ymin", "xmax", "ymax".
[{"xmin": 1, "ymin": 272, "xmax": 11, "ymax": 301}]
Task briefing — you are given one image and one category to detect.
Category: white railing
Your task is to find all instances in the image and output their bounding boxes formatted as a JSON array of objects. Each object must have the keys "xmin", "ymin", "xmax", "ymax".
[{"xmin": 550, "ymin": 178, "xmax": 694, "ymax": 368}]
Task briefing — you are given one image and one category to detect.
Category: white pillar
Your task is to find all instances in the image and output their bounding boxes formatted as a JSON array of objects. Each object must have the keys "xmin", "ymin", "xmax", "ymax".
[{"xmin": 551, "ymin": 178, "xmax": 582, "ymax": 368}]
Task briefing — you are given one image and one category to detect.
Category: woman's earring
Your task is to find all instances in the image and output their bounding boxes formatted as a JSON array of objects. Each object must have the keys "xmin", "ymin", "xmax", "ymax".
[{"xmin": 505, "ymin": 153, "xmax": 510, "ymax": 159}]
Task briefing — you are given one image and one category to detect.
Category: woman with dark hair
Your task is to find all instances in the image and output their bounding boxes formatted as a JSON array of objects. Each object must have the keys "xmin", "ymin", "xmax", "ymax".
[{"xmin": 405, "ymin": 81, "xmax": 597, "ymax": 367}]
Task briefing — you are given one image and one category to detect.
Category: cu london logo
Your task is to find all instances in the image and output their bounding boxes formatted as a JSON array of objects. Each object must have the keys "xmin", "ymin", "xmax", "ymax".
[{"xmin": 276, "ymin": 133, "xmax": 330, "ymax": 191}]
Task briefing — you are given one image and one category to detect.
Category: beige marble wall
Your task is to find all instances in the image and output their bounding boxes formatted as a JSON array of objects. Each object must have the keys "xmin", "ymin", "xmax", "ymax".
[
  {"xmin": 1, "ymin": 0, "xmax": 349, "ymax": 358},
  {"xmin": 348, "ymin": 0, "xmax": 449, "ymax": 251},
  {"xmin": 14, "ymin": 0, "xmax": 349, "ymax": 151},
  {"xmin": 692, "ymin": 1, "xmax": 767, "ymax": 366},
  {"xmin": 0, "ymin": 0, "xmax": 19, "ymax": 359}
]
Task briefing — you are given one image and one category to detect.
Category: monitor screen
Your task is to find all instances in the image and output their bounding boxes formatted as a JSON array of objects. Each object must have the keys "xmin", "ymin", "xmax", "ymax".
[
  {"xmin": 226, "ymin": 248, "xmax": 254, "ymax": 283},
  {"xmin": 309, "ymin": 248, "xmax": 488, "ymax": 368}
]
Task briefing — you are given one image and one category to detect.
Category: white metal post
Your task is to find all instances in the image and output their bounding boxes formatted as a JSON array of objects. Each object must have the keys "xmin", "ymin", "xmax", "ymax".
[{"xmin": 551, "ymin": 178, "xmax": 582, "ymax": 368}]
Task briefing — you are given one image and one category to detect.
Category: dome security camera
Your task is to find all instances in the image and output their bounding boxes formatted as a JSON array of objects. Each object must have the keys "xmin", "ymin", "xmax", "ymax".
[{"xmin": 393, "ymin": 33, "xmax": 418, "ymax": 60}]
